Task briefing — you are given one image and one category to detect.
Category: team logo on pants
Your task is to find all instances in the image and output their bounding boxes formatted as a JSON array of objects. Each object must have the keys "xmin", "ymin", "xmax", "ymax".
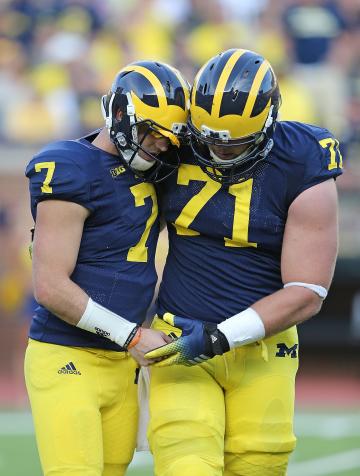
[{"xmin": 275, "ymin": 343, "xmax": 298, "ymax": 358}]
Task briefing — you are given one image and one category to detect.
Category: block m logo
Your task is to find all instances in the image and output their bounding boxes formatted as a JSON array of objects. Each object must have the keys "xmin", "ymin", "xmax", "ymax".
[{"xmin": 275, "ymin": 343, "xmax": 298, "ymax": 358}]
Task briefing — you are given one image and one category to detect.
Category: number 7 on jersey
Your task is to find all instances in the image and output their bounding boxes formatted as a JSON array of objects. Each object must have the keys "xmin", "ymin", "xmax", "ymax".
[{"xmin": 35, "ymin": 161, "xmax": 56, "ymax": 193}]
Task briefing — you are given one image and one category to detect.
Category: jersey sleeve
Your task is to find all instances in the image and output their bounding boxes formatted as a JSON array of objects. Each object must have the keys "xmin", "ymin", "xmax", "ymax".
[
  {"xmin": 25, "ymin": 151, "xmax": 96, "ymax": 215},
  {"xmin": 296, "ymin": 128, "xmax": 343, "ymax": 196}
]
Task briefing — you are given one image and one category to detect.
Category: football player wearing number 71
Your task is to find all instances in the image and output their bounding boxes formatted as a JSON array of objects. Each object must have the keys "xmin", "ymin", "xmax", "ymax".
[
  {"xmin": 145, "ymin": 49, "xmax": 343, "ymax": 476},
  {"xmin": 24, "ymin": 60, "xmax": 189, "ymax": 476}
]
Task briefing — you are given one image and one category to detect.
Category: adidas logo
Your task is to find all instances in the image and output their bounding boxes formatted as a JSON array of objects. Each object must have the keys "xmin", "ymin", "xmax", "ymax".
[
  {"xmin": 95, "ymin": 326, "xmax": 110, "ymax": 338},
  {"xmin": 58, "ymin": 362, "xmax": 81, "ymax": 375},
  {"xmin": 211, "ymin": 335, "xmax": 218, "ymax": 343}
]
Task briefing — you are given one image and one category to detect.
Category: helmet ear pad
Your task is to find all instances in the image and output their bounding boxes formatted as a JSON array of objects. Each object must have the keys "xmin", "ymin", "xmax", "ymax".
[
  {"xmin": 112, "ymin": 108, "xmax": 134, "ymax": 146},
  {"xmin": 114, "ymin": 109, "xmax": 123, "ymax": 121}
]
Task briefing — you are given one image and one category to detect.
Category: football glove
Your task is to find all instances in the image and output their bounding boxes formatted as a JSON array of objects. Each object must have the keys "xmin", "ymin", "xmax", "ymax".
[{"xmin": 145, "ymin": 313, "xmax": 230, "ymax": 366}]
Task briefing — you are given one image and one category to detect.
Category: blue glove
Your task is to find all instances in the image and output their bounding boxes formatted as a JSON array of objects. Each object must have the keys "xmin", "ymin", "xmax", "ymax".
[{"xmin": 145, "ymin": 313, "xmax": 230, "ymax": 366}]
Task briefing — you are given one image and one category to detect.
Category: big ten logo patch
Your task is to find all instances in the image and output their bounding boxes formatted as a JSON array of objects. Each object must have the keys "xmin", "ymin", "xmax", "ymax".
[{"xmin": 110, "ymin": 166, "xmax": 126, "ymax": 178}]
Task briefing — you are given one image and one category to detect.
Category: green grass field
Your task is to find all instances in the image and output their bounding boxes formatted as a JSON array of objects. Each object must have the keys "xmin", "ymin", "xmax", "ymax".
[{"xmin": 1, "ymin": 410, "xmax": 359, "ymax": 476}]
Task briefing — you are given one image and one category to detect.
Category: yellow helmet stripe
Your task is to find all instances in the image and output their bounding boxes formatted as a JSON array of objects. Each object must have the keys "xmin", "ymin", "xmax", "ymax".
[
  {"xmin": 122, "ymin": 64, "xmax": 167, "ymax": 109},
  {"xmin": 211, "ymin": 49, "xmax": 247, "ymax": 118},
  {"xmin": 242, "ymin": 60, "xmax": 271, "ymax": 118}
]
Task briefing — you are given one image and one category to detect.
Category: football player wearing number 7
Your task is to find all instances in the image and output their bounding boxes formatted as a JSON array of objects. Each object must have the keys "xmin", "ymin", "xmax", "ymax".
[
  {"xmin": 145, "ymin": 49, "xmax": 343, "ymax": 476},
  {"xmin": 24, "ymin": 61, "xmax": 189, "ymax": 476}
]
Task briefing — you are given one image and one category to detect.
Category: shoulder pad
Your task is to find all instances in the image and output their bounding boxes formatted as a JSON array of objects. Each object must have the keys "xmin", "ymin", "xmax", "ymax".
[{"xmin": 25, "ymin": 141, "xmax": 94, "ymax": 210}]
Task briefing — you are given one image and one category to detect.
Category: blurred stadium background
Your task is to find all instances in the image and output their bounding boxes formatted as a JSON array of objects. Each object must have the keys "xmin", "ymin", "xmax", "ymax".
[{"xmin": 0, "ymin": 0, "xmax": 359, "ymax": 475}]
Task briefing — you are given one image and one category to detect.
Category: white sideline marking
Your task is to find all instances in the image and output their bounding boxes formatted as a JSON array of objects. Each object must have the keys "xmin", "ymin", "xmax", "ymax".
[
  {"xmin": 294, "ymin": 413, "xmax": 360, "ymax": 438},
  {"xmin": 6, "ymin": 412, "xmax": 360, "ymax": 437},
  {"xmin": 0, "ymin": 412, "xmax": 34, "ymax": 435},
  {"xmin": 288, "ymin": 449, "xmax": 360, "ymax": 476},
  {"xmin": 1, "ymin": 411, "xmax": 359, "ymax": 474}
]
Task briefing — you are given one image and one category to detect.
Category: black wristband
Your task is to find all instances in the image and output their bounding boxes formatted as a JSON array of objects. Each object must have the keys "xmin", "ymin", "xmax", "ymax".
[
  {"xmin": 204, "ymin": 324, "xmax": 230, "ymax": 356},
  {"xmin": 124, "ymin": 325, "xmax": 140, "ymax": 349}
]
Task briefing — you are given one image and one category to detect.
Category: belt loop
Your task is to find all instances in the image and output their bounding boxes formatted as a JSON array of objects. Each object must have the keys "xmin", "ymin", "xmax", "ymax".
[
  {"xmin": 260, "ymin": 340, "xmax": 268, "ymax": 362},
  {"xmin": 224, "ymin": 353, "xmax": 230, "ymax": 381}
]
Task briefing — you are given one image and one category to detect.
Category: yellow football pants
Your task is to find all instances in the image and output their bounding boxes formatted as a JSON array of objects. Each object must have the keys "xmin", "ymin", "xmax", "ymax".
[
  {"xmin": 24, "ymin": 338, "xmax": 139, "ymax": 476},
  {"xmin": 149, "ymin": 317, "xmax": 299, "ymax": 476}
]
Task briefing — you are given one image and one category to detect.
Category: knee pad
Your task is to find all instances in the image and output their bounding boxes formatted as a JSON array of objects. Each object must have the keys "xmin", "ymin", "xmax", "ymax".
[
  {"xmin": 224, "ymin": 451, "xmax": 291, "ymax": 476},
  {"xmin": 157, "ymin": 454, "xmax": 222, "ymax": 476},
  {"xmin": 45, "ymin": 466, "xmax": 101, "ymax": 476}
]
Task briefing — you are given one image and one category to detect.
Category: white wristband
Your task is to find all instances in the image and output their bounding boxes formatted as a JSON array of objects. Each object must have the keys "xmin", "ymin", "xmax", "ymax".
[
  {"xmin": 283, "ymin": 282, "xmax": 328, "ymax": 299},
  {"xmin": 218, "ymin": 307, "xmax": 265, "ymax": 349},
  {"xmin": 77, "ymin": 298, "xmax": 137, "ymax": 348}
]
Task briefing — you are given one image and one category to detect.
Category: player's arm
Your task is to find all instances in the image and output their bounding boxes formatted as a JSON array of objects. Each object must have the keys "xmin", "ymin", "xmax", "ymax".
[
  {"xmin": 32, "ymin": 200, "xmax": 90, "ymax": 322},
  {"xmin": 145, "ymin": 179, "xmax": 339, "ymax": 366},
  {"xmin": 251, "ymin": 178, "xmax": 338, "ymax": 335},
  {"xmin": 33, "ymin": 200, "xmax": 170, "ymax": 365}
]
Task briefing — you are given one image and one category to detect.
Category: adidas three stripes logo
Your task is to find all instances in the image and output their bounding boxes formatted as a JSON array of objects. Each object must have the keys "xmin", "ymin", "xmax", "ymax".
[{"xmin": 58, "ymin": 362, "xmax": 81, "ymax": 375}]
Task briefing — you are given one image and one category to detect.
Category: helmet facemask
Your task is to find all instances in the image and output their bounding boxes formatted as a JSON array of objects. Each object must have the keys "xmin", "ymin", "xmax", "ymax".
[{"xmin": 188, "ymin": 105, "xmax": 277, "ymax": 185}]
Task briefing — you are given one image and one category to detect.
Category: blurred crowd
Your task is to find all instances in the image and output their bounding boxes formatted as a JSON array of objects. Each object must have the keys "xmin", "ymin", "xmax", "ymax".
[
  {"xmin": 0, "ymin": 0, "xmax": 360, "ymax": 404},
  {"xmin": 0, "ymin": 0, "xmax": 359, "ymax": 157}
]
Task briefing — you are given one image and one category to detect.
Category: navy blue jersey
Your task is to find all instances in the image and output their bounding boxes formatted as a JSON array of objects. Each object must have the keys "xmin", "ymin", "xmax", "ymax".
[
  {"xmin": 26, "ymin": 131, "xmax": 160, "ymax": 350},
  {"xmin": 157, "ymin": 121, "xmax": 343, "ymax": 323}
]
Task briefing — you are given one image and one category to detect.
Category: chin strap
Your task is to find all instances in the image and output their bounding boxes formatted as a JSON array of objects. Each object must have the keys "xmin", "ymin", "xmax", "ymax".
[{"xmin": 118, "ymin": 145, "xmax": 155, "ymax": 172}]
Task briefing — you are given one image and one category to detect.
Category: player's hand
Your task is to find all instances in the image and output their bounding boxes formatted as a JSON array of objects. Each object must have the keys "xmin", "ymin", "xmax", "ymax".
[
  {"xmin": 144, "ymin": 313, "xmax": 230, "ymax": 366},
  {"xmin": 128, "ymin": 328, "xmax": 172, "ymax": 367}
]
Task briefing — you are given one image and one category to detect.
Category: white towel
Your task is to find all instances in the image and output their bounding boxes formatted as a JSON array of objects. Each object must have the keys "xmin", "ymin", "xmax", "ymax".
[{"xmin": 136, "ymin": 366, "xmax": 151, "ymax": 451}]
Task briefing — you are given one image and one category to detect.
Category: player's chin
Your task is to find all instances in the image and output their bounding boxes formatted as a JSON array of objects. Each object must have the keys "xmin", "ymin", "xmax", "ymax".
[{"xmin": 214, "ymin": 153, "xmax": 236, "ymax": 160}]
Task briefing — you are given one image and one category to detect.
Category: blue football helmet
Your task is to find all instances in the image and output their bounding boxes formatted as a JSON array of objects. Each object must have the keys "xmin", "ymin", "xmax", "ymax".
[
  {"xmin": 102, "ymin": 61, "xmax": 190, "ymax": 182},
  {"xmin": 188, "ymin": 49, "xmax": 281, "ymax": 184}
]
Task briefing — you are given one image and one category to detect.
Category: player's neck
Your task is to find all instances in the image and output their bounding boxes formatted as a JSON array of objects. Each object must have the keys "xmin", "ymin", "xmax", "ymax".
[{"xmin": 92, "ymin": 128, "xmax": 118, "ymax": 155}]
